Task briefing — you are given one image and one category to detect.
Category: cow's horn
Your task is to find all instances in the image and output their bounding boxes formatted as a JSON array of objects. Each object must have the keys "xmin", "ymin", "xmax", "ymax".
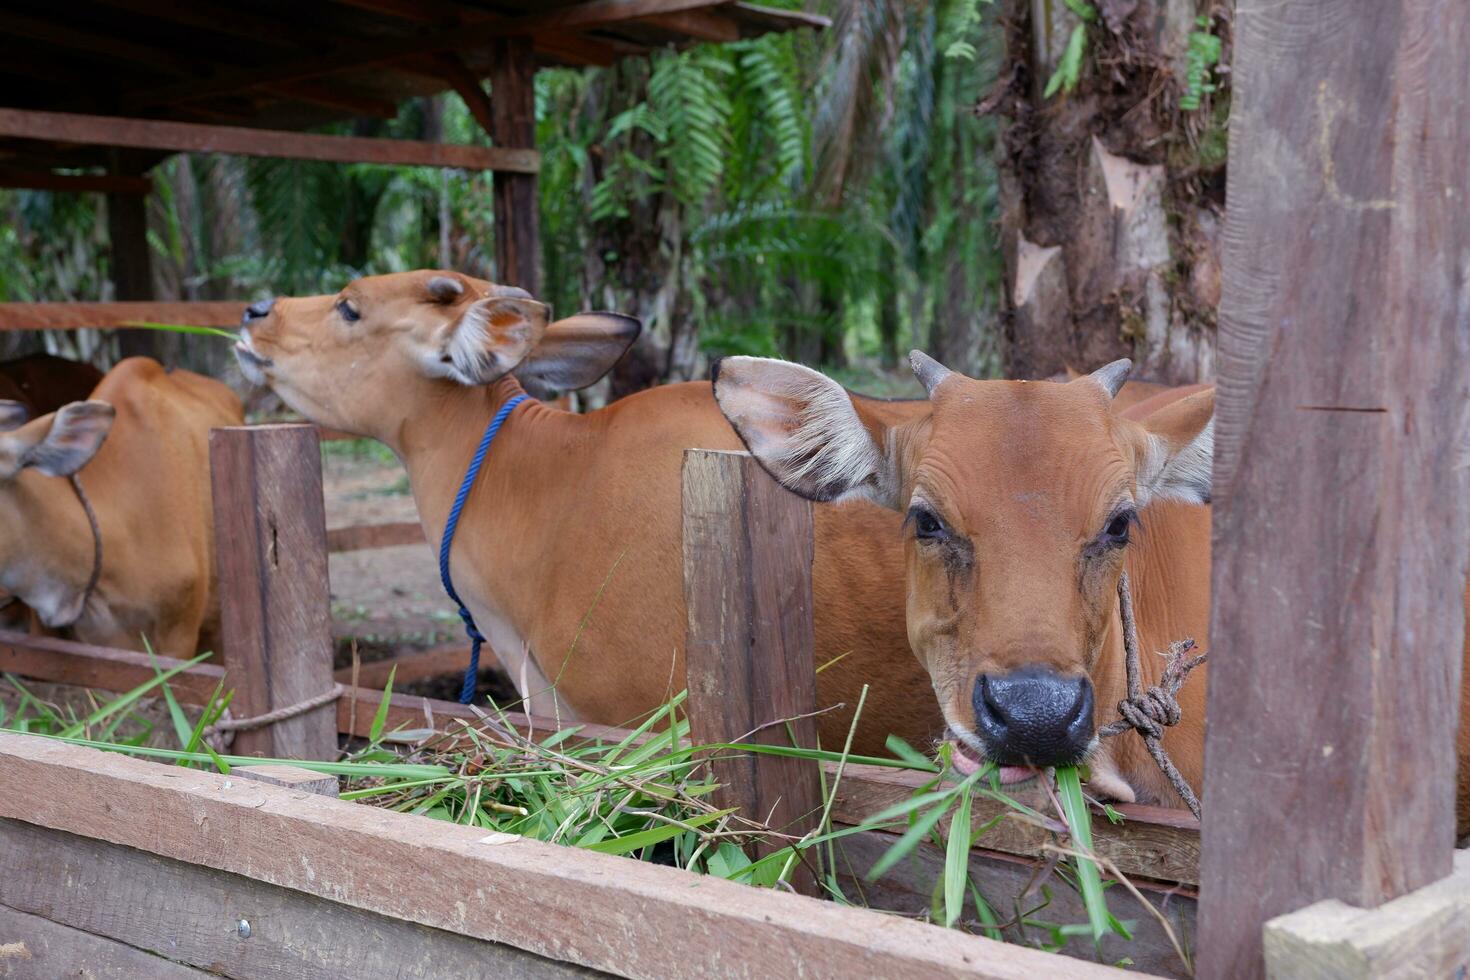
[
  {"xmin": 1089, "ymin": 358, "xmax": 1132, "ymax": 398},
  {"xmin": 909, "ymin": 350, "xmax": 953, "ymax": 396}
]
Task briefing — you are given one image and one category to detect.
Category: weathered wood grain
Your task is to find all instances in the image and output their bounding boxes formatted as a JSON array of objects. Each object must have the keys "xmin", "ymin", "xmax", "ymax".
[
  {"xmin": 682, "ymin": 449, "xmax": 823, "ymax": 893},
  {"xmin": 0, "ymin": 904, "xmax": 209, "ymax": 979},
  {"xmin": 0, "ymin": 734, "xmax": 1125, "ymax": 979},
  {"xmin": 0, "ymin": 108, "xmax": 540, "ymax": 172},
  {"xmin": 235, "ymin": 763, "xmax": 340, "ymax": 798},
  {"xmin": 488, "ymin": 36, "xmax": 542, "ymax": 294},
  {"xmin": 332, "ymin": 642, "xmax": 485, "ymax": 688},
  {"xmin": 209, "ymin": 425, "xmax": 338, "ymax": 759},
  {"xmin": 0, "ymin": 170, "xmax": 152, "ymax": 194},
  {"xmin": 324, "ymin": 519, "xmax": 424, "ymax": 553},
  {"xmin": 1200, "ymin": 2, "xmax": 1470, "ymax": 977},
  {"xmin": 0, "ymin": 819, "xmax": 599, "ymax": 979},
  {"xmin": 0, "ymin": 630, "xmax": 226, "ymax": 703},
  {"xmin": 1262, "ymin": 851, "xmax": 1470, "ymax": 980}
]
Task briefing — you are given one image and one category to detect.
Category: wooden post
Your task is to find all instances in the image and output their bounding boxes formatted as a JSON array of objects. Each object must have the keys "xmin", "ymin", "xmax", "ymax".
[
  {"xmin": 209, "ymin": 424, "xmax": 338, "ymax": 759},
  {"xmin": 1198, "ymin": 2, "xmax": 1470, "ymax": 977},
  {"xmin": 105, "ymin": 150, "xmax": 158, "ymax": 361},
  {"xmin": 489, "ymin": 36, "xmax": 541, "ymax": 295},
  {"xmin": 681, "ymin": 449, "xmax": 822, "ymax": 895}
]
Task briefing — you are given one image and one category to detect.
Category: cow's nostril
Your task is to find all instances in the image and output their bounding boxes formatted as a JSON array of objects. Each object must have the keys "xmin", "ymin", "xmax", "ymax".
[
  {"xmin": 971, "ymin": 667, "xmax": 1094, "ymax": 767},
  {"xmin": 243, "ymin": 298, "xmax": 275, "ymax": 323}
]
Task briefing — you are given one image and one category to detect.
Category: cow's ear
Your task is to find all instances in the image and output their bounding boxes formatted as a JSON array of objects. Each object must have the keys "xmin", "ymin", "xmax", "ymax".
[
  {"xmin": 514, "ymin": 312, "xmax": 641, "ymax": 397},
  {"xmin": 0, "ymin": 401, "xmax": 28, "ymax": 432},
  {"xmin": 431, "ymin": 297, "xmax": 550, "ymax": 386},
  {"xmin": 712, "ymin": 357, "xmax": 901, "ymax": 507},
  {"xmin": 1132, "ymin": 388, "xmax": 1214, "ymax": 506},
  {"xmin": 0, "ymin": 401, "xmax": 115, "ymax": 480}
]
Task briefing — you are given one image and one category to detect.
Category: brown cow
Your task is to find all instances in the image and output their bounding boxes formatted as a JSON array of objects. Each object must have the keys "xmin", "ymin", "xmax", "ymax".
[
  {"xmin": 0, "ymin": 353, "xmax": 104, "ymax": 416},
  {"xmin": 0, "ymin": 357, "xmax": 243, "ymax": 656},
  {"xmin": 716, "ymin": 354, "xmax": 1470, "ymax": 834}
]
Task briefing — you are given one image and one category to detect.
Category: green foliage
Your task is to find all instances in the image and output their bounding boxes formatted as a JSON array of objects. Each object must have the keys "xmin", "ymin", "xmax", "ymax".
[
  {"xmin": 1043, "ymin": 0, "xmax": 1097, "ymax": 99},
  {"xmin": 1180, "ymin": 15, "xmax": 1223, "ymax": 112}
]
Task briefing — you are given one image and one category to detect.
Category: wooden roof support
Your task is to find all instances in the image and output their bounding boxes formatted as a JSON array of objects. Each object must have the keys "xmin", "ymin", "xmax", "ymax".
[
  {"xmin": 489, "ymin": 36, "xmax": 541, "ymax": 293},
  {"xmin": 1198, "ymin": 1, "xmax": 1470, "ymax": 976},
  {"xmin": 0, "ymin": 171, "xmax": 152, "ymax": 194},
  {"xmin": 121, "ymin": 0, "xmax": 806, "ymax": 109},
  {"xmin": 0, "ymin": 108, "xmax": 539, "ymax": 173},
  {"xmin": 638, "ymin": 9, "xmax": 741, "ymax": 42}
]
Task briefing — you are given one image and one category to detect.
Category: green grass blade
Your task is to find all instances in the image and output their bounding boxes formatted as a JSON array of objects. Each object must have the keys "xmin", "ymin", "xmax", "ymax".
[
  {"xmin": 120, "ymin": 321, "xmax": 239, "ymax": 340},
  {"xmin": 367, "ymin": 667, "xmax": 397, "ymax": 743},
  {"xmin": 583, "ymin": 808, "xmax": 733, "ymax": 855},
  {"xmin": 943, "ymin": 783, "xmax": 973, "ymax": 927},
  {"xmin": 56, "ymin": 652, "xmax": 213, "ymax": 739},
  {"xmin": 1056, "ymin": 765, "xmax": 1111, "ymax": 945}
]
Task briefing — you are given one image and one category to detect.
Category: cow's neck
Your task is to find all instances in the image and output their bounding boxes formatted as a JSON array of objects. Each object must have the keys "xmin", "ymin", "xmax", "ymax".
[
  {"xmin": 2, "ymin": 472, "xmax": 97, "ymax": 628},
  {"xmin": 393, "ymin": 377, "xmax": 577, "ymax": 712}
]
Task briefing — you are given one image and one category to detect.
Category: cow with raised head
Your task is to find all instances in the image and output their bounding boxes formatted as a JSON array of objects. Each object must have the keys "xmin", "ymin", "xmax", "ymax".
[{"xmin": 0, "ymin": 357, "xmax": 243, "ymax": 657}]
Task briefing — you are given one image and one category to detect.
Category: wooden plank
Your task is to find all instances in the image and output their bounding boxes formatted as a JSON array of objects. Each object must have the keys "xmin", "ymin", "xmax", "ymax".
[
  {"xmin": 0, "ymin": 819, "xmax": 600, "ymax": 979},
  {"xmin": 209, "ymin": 424, "xmax": 338, "ymax": 759},
  {"xmin": 488, "ymin": 36, "xmax": 541, "ymax": 293},
  {"xmin": 0, "ymin": 904, "xmax": 210, "ymax": 979},
  {"xmin": 0, "ymin": 734, "xmax": 1123, "ymax": 979},
  {"xmin": 0, "ymin": 300, "xmax": 244, "ymax": 331},
  {"xmin": 105, "ymin": 151, "xmax": 158, "ymax": 361},
  {"xmin": 682, "ymin": 449, "xmax": 822, "ymax": 894},
  {"xmin": 325, "ymin": 519, "xmax": 424, "ymax": 553},
  {"xmin": 639, "ymin": 9, "xmax": 740, "ymax": 41},
  {"xmin": 0, "ymin": 630, "xmax": 226, "ymax": 704},
  {"xmin": 333, "ymin": 643, "xmax": 483, "ymax": 689},
  {"xmin": 0, "ymin": 170, "xmax": 152, "ymax": 194},
  {"xmin": 1261, "ymin": 851, "xmax": 1470, "ymax": 979},
  {"xmin": 1198, "ymin": 3, "xmax": 1470, "ymax": 977},
  {"xmin": 829, "ymin": 763, "xmax": 1202, "ymax": 887},
  {"xmin": 0, "ymin": 108, "xmax": 539, "ymax": 173},
  {"xmin": 236, "ymin": 763, "xmax": 341, "ymax": 798}
]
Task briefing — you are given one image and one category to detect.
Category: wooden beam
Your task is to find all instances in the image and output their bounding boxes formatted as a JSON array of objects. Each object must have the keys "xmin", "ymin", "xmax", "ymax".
[
  {"xmin": 121, "ymin": 0, "xmax": 736, "ymax": 109},
  {"xmin": 104, "ymin": 152, "xmax": 159, "ymax": 361},
  {"xmin": 326, "ymin": 520, "xmax": 425, "ymax": 553},
  {"xmin": 0, "ymin": 630, "xmax": 227, "ymax": 704},
  {"xmin": 0, "ymin": 170, "xmax": 152, "ymax": 194},
  {"xmin": 0, "ymin": 108, "xmax": 539, "ymax": 173},
  {"xmin": 0, "ymin": 300, "xmax": 244, "ymax": 331},
  {"xmin": 489, "ymin": 36, "xmax": 541, "ymax": 292},
  {"xmin": 1197, "ymin": 2, "xmax": 1470, "ymax": 977},
  {"xmin": 210, "ymin": 424, "xmax": 339, "ymax": 759},
  {"xmin": 432, "ymin": 53, "xmax": 497, "ymax": 136},
  {"xmin": 0, "ymin": 819, "xmax": 594, "ymax": 979},
  {"xmin": 639, "ymin": 9, "xmax": 741, "ymax": 42},
  {"xmin": 236, "ymin": 763, "xmax": 341, "ymax": 798},
  {"xmin": 1261, "ymin": 852, "xmax": 1470, "ymax": 979},
  {"xmin": 0, "ymin": 904, "xmax": 211, "ymax": 979},
  {"xmin": 333, "ymin": 644, "xmax": 481, "ymax": 689},
  {"xmin": 259, "ymin": 80, "xmax": 402, "ymax": 120},
  {"xmin": 0, "ymin": 734, "xmax": 1119, "ymax": 979},
  {"xmin": 682, "ymin": 449, "xmax": 822, "ymax": 893}
]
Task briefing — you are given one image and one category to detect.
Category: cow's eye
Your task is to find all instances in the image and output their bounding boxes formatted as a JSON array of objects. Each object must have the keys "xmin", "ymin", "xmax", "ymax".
[
  {"xmin": 337, "ymin": 299, "xmax": 360, "ymax": 323},
  {"xmin": 1102, "ymin": 509, "xmax": 1135, "ymax": 545},
  {"xmin": 912, "ymin": 507, "xmax": 947, "ymax": 541}
]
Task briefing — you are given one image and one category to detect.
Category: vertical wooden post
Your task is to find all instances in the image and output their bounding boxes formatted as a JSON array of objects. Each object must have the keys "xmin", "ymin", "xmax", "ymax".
[
  {"xmin": 1199, "ymin": 2, "xmax": 1470, "ymax": 977},
  {"xmin": 209, "ymin": 424, "xmax": 338, "ymax": 760},
  {"xmin": 682, "ymin": 449, "xmax": 822, "ymax": 895},
  {"xmin": 489, "ymin": 36, "xmax": 541, "ymax": 295},
  {"xmin": 105, "ymin": 149, "xmax": 159, "ymax": 361}
]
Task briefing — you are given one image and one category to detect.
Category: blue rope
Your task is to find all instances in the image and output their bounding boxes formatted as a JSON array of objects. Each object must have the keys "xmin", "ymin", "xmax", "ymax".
[{"xmin": 439, "ymin": 393, "xmax": 527, "ymax": 704}]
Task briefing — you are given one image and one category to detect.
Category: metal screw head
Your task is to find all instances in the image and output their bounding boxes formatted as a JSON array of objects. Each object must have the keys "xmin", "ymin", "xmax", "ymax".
[{"xmin": 236, "ymin": 919, "xmax": 251, "ymax": 939}]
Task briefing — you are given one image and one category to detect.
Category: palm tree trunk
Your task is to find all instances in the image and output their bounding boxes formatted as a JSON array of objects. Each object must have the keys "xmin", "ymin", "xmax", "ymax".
[{"xmin": 994, "ymin": 0, "xmax": 1229, "ymax": 383}]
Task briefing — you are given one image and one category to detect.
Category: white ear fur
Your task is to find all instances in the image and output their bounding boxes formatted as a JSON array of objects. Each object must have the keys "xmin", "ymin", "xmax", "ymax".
[
  {"xmin": 1134, "ymin": 393, "xmax": 1214, "ymax": 506},
  {"xmin": 713, "ymin": 356, "xmax": 896, "ymax": 505},
  {"xmin": 432, "ymin": 297, "xmax": 549, "ymax": 386}
]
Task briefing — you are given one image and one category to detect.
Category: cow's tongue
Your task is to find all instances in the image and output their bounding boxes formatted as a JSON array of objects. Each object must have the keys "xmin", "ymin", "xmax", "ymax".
[{"xmin": 949, "ymin": 738, "xmax": 1040, "ymax": 784}]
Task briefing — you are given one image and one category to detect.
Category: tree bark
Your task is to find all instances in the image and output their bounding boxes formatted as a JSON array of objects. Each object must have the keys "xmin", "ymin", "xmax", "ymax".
[{"xmin": 993, "ymin": 0, "xmax": 1230, "ymax": 383}]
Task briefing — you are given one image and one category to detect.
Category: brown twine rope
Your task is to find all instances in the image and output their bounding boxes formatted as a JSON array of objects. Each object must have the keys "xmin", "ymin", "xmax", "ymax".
[
  {"xmin": 1098, "ymin": 572, "xmax": 1208, "ymax": 820},
  {"xmin": 65, "ymin": 474, "xmax": 103, "ymax": 625},
  {"xmin": 204, "ymin": 683, "xmax": 346, "ymax": 753}
]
